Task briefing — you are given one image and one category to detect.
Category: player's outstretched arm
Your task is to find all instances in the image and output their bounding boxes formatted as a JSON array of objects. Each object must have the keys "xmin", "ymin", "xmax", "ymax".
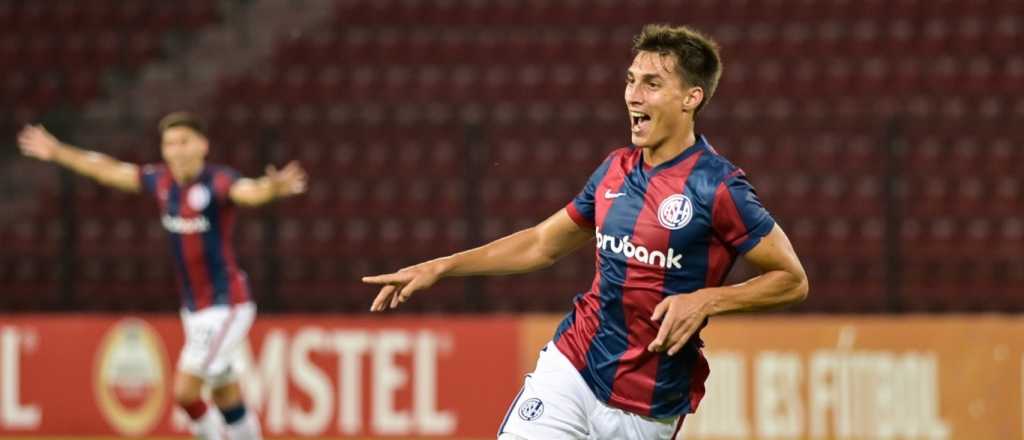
[
  {"xmin": 229, "ymin": 161, "xmax": 308, "ymax": 207},
  {"xmin": 648, "ymin": 224, "xmax": 808, "ymax": 355},
  {"xmin": 363, "ymin": 209, "xmax": 593, "ymax": 312},
  {"xmin": 17, "ymin": 124, "xmax": 140, "ymax": 192}
]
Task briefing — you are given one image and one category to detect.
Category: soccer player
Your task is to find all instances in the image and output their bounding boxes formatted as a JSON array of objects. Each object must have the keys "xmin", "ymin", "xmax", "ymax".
[
  {"xmin": 363, "ymin": 25, "xmax": 809, "ymax": 439},
  {"xmin": 17, "ymin": 112, "xmax": 307, "ymax": 440}
]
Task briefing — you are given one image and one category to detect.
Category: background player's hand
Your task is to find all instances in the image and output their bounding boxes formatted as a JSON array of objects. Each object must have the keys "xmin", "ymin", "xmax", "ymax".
[
  {"xmin": 363, "ymin": 260, "xmax": 447, "ymax": 311},
  {"xmin": 17, "ymin": 124, "xmax": 61, "ymax": 162},
  {"xmin": 648, "ymin": 289, "xmax": 716, "ymax": 356},
  {"xmin": 266, "ymin": 161, "xmax": 307, "ymax": 198}
]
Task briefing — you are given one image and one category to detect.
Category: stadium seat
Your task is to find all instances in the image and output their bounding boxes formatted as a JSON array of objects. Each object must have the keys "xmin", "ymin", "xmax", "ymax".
[{"xmin": 8, "ymin": 0, "xmax": 1023, "ymax": 314}]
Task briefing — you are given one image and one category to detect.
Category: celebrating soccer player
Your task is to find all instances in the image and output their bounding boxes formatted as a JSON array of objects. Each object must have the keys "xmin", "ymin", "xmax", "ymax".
[
  {"xmin": 363, "ymin": 25, "xmax": 809, "ymax": 439},
  {"xmin": 18, "ymin": 112, "xmax": 307, "ymax": 440}
]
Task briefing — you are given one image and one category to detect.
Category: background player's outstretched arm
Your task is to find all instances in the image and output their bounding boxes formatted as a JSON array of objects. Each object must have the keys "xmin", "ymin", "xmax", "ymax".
[
  {"xmin": 229, "ymin": 161, "xmax": 308, "ymax": 207},
  {"xmin": 17, "ymin": 124, "xmax": 140, "ymax": 192},
  {"xmin": 363, "ymin": 209, "xmax": 593, "ymax": 311},
  {"xmin": 649, "ymin": 224, "xmax": 809, "ymax": 355}
]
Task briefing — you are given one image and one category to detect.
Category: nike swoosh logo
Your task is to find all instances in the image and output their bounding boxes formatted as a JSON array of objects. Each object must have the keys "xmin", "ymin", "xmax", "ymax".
[{"xmin": 604, "ymin": 189, "xmax": 626, "ymax": 199}]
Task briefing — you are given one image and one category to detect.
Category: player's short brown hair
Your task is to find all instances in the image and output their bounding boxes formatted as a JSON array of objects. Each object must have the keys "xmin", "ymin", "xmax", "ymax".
[
  {"xmin": 633, "ymin": 24, "xmax": 723, "ymax": 116},
  {"xmin": 158, "ymin": 111, "xmax": 206, "ymax": 137}
]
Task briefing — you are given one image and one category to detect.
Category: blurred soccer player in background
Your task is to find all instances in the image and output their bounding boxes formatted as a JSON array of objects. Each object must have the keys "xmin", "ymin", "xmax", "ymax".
[
  {"xmin": 364, "ymin": 24, "xmax": 809, "ymax": 439},
  {"xmin": 17, "ymin": 112, "xmax": 307, "ymax": 440}
]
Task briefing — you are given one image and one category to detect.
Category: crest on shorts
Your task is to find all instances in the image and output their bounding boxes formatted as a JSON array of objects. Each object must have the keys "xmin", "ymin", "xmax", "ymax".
[
  {"xmin": 658, "ymin": 194, "xmax": 693, "ymax": 230},
  {"xmin": 187, "ymin": 185, "xmax": 211, "ymax": 211},
  {"xmin": 518, "ymin": 398, "xmax": 544, "ymax": 421}
]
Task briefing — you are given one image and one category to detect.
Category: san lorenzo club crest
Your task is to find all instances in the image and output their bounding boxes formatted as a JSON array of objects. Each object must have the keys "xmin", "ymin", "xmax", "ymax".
[
  {"xmin": 658, "ymin": 194, "xmax": 693, "ymax": 230},
  {"xmin": 187, "ymin": 185, "xmax": 211, "ymax": 211},
  {"xmin": 518, "ymin": 398, "xmax": 544, "ymax": 421}
]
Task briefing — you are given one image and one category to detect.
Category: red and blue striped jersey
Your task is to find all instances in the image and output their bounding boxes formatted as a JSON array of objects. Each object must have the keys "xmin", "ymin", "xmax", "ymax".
[
  {"xmin": 139, "ymin": 164, "xmax": 252, "ymax": 311},
  {"xmin": 554, "ymin": 135, "xmax": 775, "ymax": 418}
]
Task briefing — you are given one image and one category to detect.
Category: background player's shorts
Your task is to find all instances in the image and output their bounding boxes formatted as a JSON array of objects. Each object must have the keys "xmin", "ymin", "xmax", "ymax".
[
  {"xmin": 497, "ymin": 341, "xmax": 682, "ymax": 440},
  {"xmin": 178, "ymin": 302, "xmax": 256, "ymax": 386}
]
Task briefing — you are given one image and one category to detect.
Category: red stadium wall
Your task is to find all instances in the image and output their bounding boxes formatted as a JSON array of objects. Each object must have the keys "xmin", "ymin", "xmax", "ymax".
[
  {"xmin": 0, "ymin": 315, "xmax": 1020, "ymax": 439},
  {"xmin": 0, "ymin": 315, "xmax": 523, "ymax": 438}
]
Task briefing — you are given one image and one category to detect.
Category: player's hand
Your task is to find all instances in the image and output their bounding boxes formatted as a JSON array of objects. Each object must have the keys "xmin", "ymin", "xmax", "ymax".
[
  {"xmin": 363, "ymin": 260, "xmax": 447, "ymax": 312},
  {"xmin": 648, "ymin": 289, "xmax": 716, "ymax": 356},
  {"xmin": 266, "ymin": 161, "xmax": 307, "ymax": 198},
  {"xmin": 17, "ymin": 124, "xmax": 61, "ymax": 162}
]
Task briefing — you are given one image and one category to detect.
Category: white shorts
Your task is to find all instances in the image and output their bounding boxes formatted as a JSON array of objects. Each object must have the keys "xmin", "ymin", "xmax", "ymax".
[
  {"xmin": 178, "ymin": 302, "xmax": 255, "ymax": 386},
  {"xmin": 498, "ymin": 342, "xmax": 682, "ymax": 440}
]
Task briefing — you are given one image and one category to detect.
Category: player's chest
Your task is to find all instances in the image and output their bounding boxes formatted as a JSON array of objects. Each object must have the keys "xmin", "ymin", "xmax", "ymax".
[
  {"xmin": 156, "ymin": 182, "xmax": 214, "ymax": 216},
  {"xmin": 593, "ymin": 173, "xmax": 712, "ymax": 244}
]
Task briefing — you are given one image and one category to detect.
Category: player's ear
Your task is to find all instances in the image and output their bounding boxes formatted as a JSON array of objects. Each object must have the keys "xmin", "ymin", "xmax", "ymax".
[
  {"xmin": 198, "ymin": 137, "xmax": 210, "ymax": 156},
  {"xmin": 682, "ymin": 86, "xmax": 703, "ymax": 113}
]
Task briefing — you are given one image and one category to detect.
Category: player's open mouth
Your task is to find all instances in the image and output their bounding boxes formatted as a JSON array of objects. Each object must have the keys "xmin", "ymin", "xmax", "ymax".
[{"xmin": 630, "ymin": 111, "xmax": 651, "ymax": 134}]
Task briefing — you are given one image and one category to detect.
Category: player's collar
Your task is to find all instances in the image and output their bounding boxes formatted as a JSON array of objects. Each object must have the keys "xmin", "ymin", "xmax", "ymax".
[
  {"xmin": 639, "ymin": 134, "xmax": 708, "ymax": 174},
  {"xmin": 170, "ymin": 164, "xmax": 210, "ymax": 187}
]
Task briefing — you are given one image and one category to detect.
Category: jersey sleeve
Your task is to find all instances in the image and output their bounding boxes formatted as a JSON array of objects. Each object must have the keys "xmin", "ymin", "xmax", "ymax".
[
  {"xmin": 212, "ymin": 166, "xmax": 241, "ymax": 202},
  {"xmin": 565, "ymin": 153, "xmax": 615, "ymax": 229},
  {"xmin": 711, "ymin": 170, "xmax": 776, "ymax": 254},
  {"xmin": 137, "ymin": 164, "xmax": 161, "ymax": 195}
]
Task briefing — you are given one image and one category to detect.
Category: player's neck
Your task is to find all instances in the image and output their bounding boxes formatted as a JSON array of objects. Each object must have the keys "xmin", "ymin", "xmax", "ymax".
[
  {"xmin": 169, "ymin": 164, "xmax": 204, "ymax": 185},
  {"xmin": 642, "ymin": 130, "xmax": 697, "ymax": 168}
]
